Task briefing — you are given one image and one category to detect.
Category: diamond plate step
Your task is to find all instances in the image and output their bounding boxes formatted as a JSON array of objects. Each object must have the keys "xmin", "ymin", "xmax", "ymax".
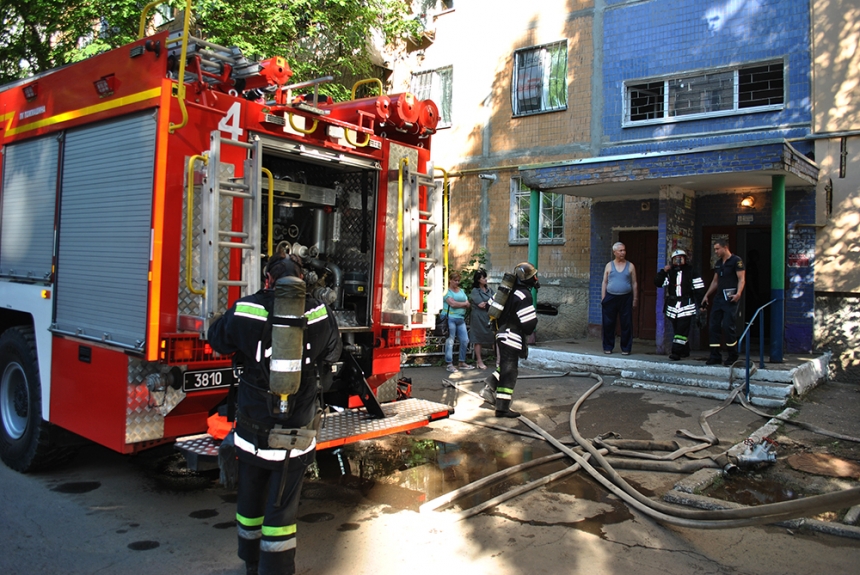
[{"xmin": 175, "ymin": 398, "xmax": 452, "ymax": 471}]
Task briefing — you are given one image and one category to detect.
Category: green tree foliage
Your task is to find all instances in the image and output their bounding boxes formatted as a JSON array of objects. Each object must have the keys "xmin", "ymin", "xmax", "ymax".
[
  {"xmin": 0, "ymin": 0, "xmax": 141, "ymax": 84},
  {"xmin": 1, "ymin": 0, "xmax": 419, "ymax": 99}
]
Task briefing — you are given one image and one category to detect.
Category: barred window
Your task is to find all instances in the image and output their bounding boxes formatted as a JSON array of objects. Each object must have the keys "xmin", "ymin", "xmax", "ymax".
[
  {"xmin": 509, "ymin": 177, "xmax": 565, "ymax": 245},
  {"xmin": 624, "ymin": 60, "xmax": 784, "ymax": 126},
  {"xmin": 411, "ymin": 66, "xmax": 453, "ymax": 128},
  {"xmin": 512, "ymin": 41, "xmax": 568, "ymax": 116}
]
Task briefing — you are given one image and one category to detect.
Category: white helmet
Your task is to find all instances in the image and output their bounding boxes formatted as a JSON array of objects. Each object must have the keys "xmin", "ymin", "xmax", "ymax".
[{"xmin": 671, "ymin": 249, "xmax": 687, "ymax": 259}]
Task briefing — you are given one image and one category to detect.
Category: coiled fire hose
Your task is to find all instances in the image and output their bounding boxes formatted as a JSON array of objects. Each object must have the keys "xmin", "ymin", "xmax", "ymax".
[{"xmin": 436, "ymin": 374, "xmax": 860, "ymax": 527}]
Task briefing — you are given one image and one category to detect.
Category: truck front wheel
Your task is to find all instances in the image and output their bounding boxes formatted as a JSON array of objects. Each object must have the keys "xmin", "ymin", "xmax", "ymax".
[{"xmin": 0, "ymin": 326, "xmax": 64, "ymax": 472}]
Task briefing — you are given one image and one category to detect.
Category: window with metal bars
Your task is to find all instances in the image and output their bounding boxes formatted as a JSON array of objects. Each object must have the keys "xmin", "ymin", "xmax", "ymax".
[
  {"xmin": 512, "ymin": 41, "xmax": 568, "ymax": 116},
  {"xmin": 411, "ymin": 66, "xmax": 453, "ymax": 128},
  {"xmin": 509, "ymin": 177, "xmax": 565, "ymax": 245},
  {"xmin": 624, "ymin": 60, "xmax": 784, "ymax": 126}
]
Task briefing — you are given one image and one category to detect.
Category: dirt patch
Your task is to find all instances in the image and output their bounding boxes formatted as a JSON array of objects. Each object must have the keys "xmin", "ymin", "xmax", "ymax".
[{"xmin": 786, "ymin": 452, "xmax": 860, "ymax": 478}]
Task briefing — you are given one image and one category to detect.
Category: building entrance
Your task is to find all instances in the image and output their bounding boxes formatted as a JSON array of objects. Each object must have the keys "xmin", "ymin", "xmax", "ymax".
[
  {"xmin": 700, "ymin": 226, "xmax": 772, "ymax": 350},
  {"xmin": 619, "ymin": 230, "xmax": 658, "ymax": 339}
]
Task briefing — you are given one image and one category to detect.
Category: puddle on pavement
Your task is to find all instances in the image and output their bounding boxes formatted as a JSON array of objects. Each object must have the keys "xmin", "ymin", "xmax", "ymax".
[
  {"xmin": 51, "ymin": 481, "xmax": 101, "ymax": 494},
  {"xmin": 545, "ymin": 474, "xmax": 637, "ymax": 538},
  {"xmin": 312, "ymin": 435, "xmax": 619, "ymax": 515},
  {"xmin": 705, "ymin": 473, "xmax": 804, "ymax": 506},
  {"xmin": 127, "ymin": 540, "xmax": 160, "ymax": 551},
  {"xmin": 189, "ymin": 509, "xmax": 219, "ymax": 519}
]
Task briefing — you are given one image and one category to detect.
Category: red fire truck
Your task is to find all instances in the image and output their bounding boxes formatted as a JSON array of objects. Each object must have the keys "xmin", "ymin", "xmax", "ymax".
[{"xmin": 0, "ymin": 7, "xmax": 450, "ymax": 473}]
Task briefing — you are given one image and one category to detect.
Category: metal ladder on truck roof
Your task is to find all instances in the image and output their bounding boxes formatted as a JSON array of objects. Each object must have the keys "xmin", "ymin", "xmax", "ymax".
[
  {"xmin": 200, "ymin": 131, "xmax": 263, "ymax": 336},
  {"xmin": 167, "ymin": 31, "xmax": 268, "ymax": 89},
  {"xmin": 401, "ymin": 162, "xmax": 445, "ymax": 329}
]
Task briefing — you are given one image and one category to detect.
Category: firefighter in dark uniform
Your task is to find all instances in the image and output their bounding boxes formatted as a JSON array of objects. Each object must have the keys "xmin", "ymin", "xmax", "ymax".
[
  {"xmin": 654, "ymin": 249, "xmax": 705, "ymax": 360},
  {"xmin": 480, "ymin": 262, "xmax": 539, "ymax": 418},
  {"xmin": 208, "ymin": 253, "xmax": 342, "ymax": 575},
  {"xmin": 702, "ymin": 238, "xmax": 746, "ymax": 366}
]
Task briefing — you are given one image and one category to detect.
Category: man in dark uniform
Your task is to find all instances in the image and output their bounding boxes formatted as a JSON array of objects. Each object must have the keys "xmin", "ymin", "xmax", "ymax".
[
  {"xmin": 480, "ymin": 262, "xmax": 539, "ymax": 418},
  {"xmin": 654, "ymin": 249, "xmax": 705, "ymax": 360},
  {"xmin": 702, "ymin": 239, "xmax": 746, "ymax": 366},
  {"xmin": 208, "ymin": 253, "xmax": 342, "ymax": 575}
]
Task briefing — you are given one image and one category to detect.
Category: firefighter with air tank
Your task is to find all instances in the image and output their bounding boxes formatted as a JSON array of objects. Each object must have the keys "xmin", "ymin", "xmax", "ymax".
[
  {"xmin": 480, "ymin": 262, "xmax": 539, "ymax": 418},
  {"xmin": 208, "ymin": 249, "xmax": 341, "ymax": 575},
  {"xmin": 654, "ymin": 249, "xmax": 705, "ymax": 361}
]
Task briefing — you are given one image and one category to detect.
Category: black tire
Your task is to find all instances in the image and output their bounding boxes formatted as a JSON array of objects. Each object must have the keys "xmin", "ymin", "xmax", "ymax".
[{"xmin": 0, "ymin": 326, "xmax": 73, "ymax": 472}]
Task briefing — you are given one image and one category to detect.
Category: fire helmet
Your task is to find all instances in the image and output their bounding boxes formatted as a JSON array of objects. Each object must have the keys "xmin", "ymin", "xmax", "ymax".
[
  {"xmin": 514, "ymin": 262, "xmax": 538, "ymax": 282},
  {"xmin": 671, "ymin": 249, "xmax": 687, "ymax": 262}
]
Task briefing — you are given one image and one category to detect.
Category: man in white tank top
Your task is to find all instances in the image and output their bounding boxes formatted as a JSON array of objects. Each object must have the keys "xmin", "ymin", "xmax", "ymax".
[{"xmin": 601, "ymin": 242, "xmax": 638, "ymax": 354}]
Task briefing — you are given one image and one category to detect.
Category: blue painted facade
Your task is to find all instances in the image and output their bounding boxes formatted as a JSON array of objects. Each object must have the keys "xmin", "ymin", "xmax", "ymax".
[
  {"xmin": 602, "ymin": 0, "xmax": 812, "ymax": 156},
  {"xmin": 523, "ymin": 0, "xmax": 819, "ymax": 355}
]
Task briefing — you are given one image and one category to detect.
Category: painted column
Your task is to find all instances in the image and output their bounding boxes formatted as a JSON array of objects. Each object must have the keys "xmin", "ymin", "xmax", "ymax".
[
  {"xmin": 529, "ymin": 189, "xmax": 540, "ymax": 303},
  {"xmin": 655, "ymin": 193, "xmax": 669, "ymax": 355},
  {"xmin": 770, "ymin": 175, "xmax": 785, "ymax": 362}
]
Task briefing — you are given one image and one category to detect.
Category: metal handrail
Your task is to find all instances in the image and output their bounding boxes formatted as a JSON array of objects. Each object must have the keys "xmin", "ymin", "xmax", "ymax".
[{"xmin": 737, "ymin": 299, "xmax": 776, "ymax": 398}]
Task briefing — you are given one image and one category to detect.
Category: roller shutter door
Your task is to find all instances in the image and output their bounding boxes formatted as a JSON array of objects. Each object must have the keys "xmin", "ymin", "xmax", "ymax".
[
  {"xmin": 54, "ymin": 112, "xmax": 156, "ymax": 349},
  {"xmin": 0, "ymin": 135, "xmax": 59, "ymax": 280}
]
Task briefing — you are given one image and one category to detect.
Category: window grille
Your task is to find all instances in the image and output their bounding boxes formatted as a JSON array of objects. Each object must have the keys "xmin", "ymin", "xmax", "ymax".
[
  {"xmin": 411, "ymin": 66, "xmax": 453, "ymax": 128},
  {"xmin": 512, "ymin": 41, "xmax": 568, "ymax": 116},
  {"xmin": 624, "ymin": 60, "xmax": 784, "ymax": 126},
  {"xmin": 509, "ymin": 177, "xmax": 565, "ymax": 245}
]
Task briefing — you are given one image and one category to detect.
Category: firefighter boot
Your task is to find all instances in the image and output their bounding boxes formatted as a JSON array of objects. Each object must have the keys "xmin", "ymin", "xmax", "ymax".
[{"xmin": 494, "ymin": 390, "xmax": 520, "ymax": 419}]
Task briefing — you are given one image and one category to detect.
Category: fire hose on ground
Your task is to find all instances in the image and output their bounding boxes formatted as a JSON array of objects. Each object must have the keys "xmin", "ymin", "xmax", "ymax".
[{"xmin": 433, "ymin": 373, "xmax": 860, "ymax": 528}]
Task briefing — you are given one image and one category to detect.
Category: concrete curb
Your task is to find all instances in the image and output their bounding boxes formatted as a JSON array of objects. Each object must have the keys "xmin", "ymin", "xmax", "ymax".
[{"xmin": 663, "ymin": 490, "xmax": 860, "ymax": 539}]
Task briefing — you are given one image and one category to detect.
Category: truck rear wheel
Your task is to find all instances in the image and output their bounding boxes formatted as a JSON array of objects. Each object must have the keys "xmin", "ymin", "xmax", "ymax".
[{"xmin": 0, "ymin": 326, "xmax": 70, "ymax": 472}]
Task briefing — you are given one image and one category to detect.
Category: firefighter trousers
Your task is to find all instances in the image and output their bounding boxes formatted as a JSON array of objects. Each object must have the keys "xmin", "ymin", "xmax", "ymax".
[
  {"xmin": 495, "ymin": 344, "xmax": 521, "ymax": 412},
  {"xmin": 236, "ymin": 450, "xmax": 314, "ymax": 575},
  {"xmin": 669, "ymin": 315, "xmax": 693, "ymax": 357},
  {"xmin": 708, "ymin": 298, "xmax": 739, "ymax": 357}
]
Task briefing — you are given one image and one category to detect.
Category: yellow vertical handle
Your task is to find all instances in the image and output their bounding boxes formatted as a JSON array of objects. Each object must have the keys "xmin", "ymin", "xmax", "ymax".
[
  {"xmin": 185, "ymin": 155, "xmax": 208, "ymax": 295},
  {"xmin": 261, "ymin": 168, "xmax": 274, "ymax": 256},
  {"xmin": 434, "ymin": 167, "xmax": 449, "ymax": 290},
  {"xmin": 397, "ymin": 158, "xmax": 408, "ymax": 298}
]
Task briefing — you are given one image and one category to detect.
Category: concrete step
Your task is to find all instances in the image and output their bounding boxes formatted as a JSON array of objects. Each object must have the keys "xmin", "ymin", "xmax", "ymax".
[
  {"xmin": 612, "ymin": 378, "xmax": 789, "ymax": 408},
  {"xmin": 619, "ymin": 368, "xmax": 794, "ymax": 398},
  {"xmin": 620, "ymin": 369, "xmax": 732, "ymax": 390},
  {"xmin": 621, "ymin": 364, "xmax": 792, "ymax": 385},
  {"xmin": 526, "ymin": 347, "xmax": 831, "ymax": 398}
]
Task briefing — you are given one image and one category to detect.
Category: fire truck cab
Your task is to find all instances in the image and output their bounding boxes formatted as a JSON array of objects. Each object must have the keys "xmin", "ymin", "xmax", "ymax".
[{"xmin": 0, "ymin": 10, "xmax": 450, "ymax": 473}]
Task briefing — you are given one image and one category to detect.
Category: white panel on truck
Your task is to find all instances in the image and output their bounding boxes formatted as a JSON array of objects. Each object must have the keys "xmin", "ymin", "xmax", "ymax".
[
  {"xmin": 53, "ymin": 112, "xmax": 156, "ymax": 350},
  {"xmin": 0, "ymin": 134, "xmax": 59, "ymax": 280}
]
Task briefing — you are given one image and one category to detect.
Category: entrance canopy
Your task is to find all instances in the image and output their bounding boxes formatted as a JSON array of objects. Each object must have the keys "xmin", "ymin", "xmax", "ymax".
[{"xmin": 519, "ymin": 140, "xmax": 819, "ymax": 197}]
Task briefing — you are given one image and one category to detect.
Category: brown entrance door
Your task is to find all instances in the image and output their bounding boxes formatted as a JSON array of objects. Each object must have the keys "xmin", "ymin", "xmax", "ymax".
[{"xmin": 619, "ymin": 230, "xmax": 657, "ymax": 339}]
